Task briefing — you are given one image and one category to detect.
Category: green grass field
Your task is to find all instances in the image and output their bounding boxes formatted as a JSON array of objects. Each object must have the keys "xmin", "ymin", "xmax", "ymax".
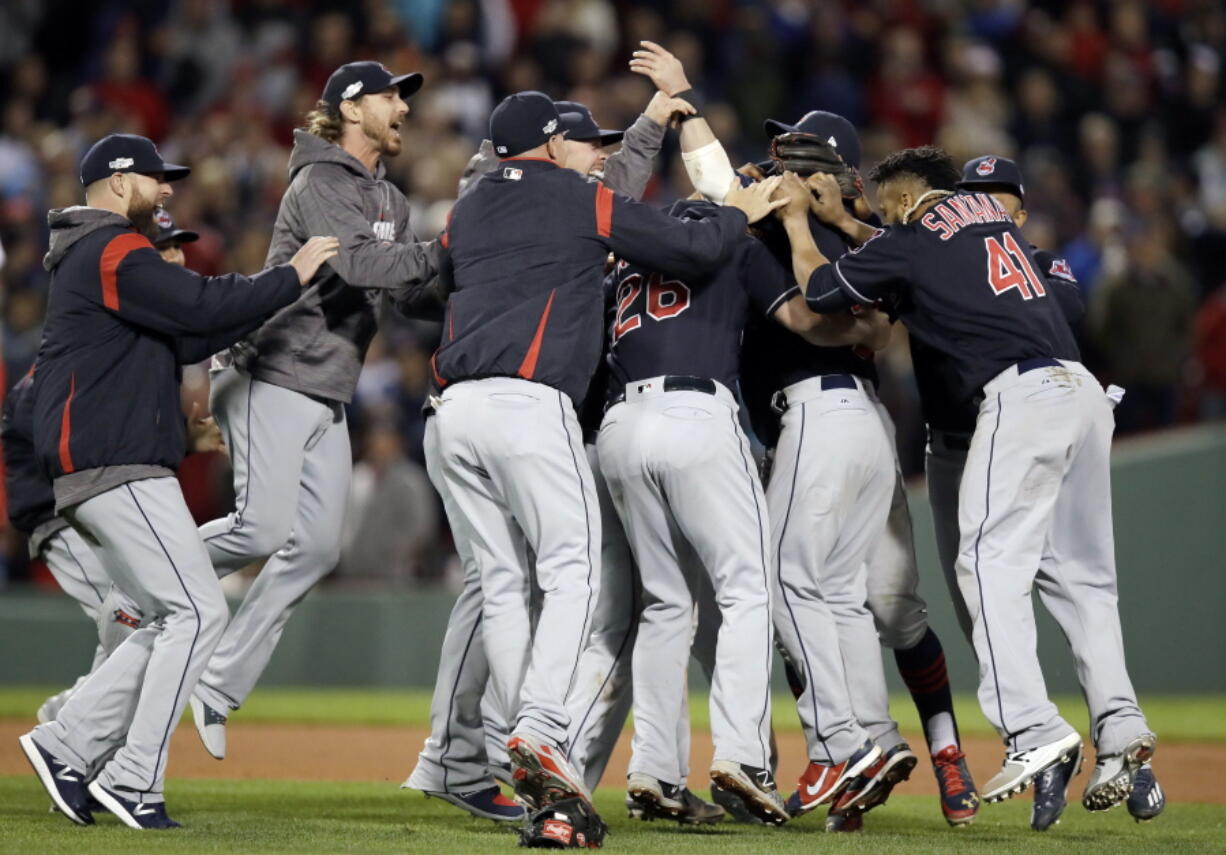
[{"xmin": 2, "ymin": 687, "xmax": 1224, "ymax": 853}]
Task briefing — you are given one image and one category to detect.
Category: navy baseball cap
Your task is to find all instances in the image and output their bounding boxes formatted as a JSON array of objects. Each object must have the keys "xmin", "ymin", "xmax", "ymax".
[
  {"xmin": 957, "ymin": 155, "xmax": 1025, "ymax": 202},
  {"xmin": 555, "ymin": 100, "xmax": 623, "ymax": 147},
  {"xmin": 152, "ymin": 208, "xmax": 199, "ymax": 248},
  {"xmin": 490, "ymin": 91, "xmax": 565, "ymax": 158},
  {"xmin": 79, "ymin": 134, "xmax": 191, "ymax": 186},
  {"xmin": 322, "ymin": 61, "xmax": 424, "ymax": 110},
  {"xmin": 764, "ymin": 111, "xmax": 861, "ymax": 169}
]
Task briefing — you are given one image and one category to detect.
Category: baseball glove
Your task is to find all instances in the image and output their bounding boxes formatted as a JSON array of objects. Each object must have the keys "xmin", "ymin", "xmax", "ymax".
[
  {"xmin": 768, "ymin": 132, "xmax": 863, "ymax": 199},
  {"xmin": 518, "ymin": 797, "xmax": 608, "ymax": 849}
]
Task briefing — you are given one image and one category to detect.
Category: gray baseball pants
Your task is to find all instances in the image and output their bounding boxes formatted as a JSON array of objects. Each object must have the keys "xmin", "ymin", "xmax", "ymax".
[
  {"xmin": 31, "ymin": 477, "xmax": 227, "ymax": 801},
  {"xmin": 196, "ymin": 365, "xmax": 350, "ymax": 713}
]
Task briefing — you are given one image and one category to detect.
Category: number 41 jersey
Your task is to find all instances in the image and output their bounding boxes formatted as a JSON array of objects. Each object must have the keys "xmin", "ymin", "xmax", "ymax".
[
  {"xmin": 605, "ymin": 199, "xmax": 795, "ymax": 402},
  {"xmin": 809, "ymin": 190, "xmax": 1080, "ymax": 403}
]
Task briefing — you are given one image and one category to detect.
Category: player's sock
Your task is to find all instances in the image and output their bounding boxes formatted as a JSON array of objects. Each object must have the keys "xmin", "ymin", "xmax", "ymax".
[{"xmin": 894, "ymin": 627, "xmax": 959, "ymax": 755}]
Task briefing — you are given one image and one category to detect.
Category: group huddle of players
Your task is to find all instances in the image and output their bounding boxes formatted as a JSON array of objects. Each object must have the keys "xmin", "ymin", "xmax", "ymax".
[{"xmin": 11, "ymin": 39, "xmax": 1161, "ymax": 844}]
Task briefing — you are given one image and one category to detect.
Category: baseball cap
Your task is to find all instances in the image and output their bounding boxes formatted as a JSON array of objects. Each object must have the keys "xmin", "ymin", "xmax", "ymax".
[
  {"xmin": 322, "ymin": 61, "xmax": 424, "ymax": 111},
  {"xmin": 957, "ymin": 155, "xmax": 1025, "ymax": 202},
  {"xmin": 79, "ymin": 134, "xmax": 191, "ymax": 186},
  {"xmin": 490, "ymin": 91, "xmax": 565, "ymax": 158},
  {"xmin": 152, "ymin": 208, "xmax": 199, "ymax": 248},
  {"xmin": 555, "ymin": 100, "xmax": 623, "ymax": 147},
  {"xmin": 763, "ymin": 111, "xmax": 861, "ymax": 169}
]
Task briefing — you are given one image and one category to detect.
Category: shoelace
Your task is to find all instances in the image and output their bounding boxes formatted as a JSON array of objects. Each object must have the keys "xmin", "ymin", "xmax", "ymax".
[{"xmin": 935, "ymin": 753, "xmax": 968, "ymax": 797}]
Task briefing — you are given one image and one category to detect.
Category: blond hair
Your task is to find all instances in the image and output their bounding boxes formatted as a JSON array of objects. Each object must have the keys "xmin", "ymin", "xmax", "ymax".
[{"xmin": 304, "ymin": 100, "xmax": 343, "ymax": 143}]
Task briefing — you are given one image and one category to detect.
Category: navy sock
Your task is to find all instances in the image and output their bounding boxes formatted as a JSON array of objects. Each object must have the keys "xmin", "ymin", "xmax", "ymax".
[{"xmin": 894, "ymin": 627, "xmax": 959, "ymax": 752}]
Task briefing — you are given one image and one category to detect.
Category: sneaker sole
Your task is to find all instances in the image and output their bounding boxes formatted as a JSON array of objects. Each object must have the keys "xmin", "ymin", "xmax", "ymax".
[
  {"xmin": 1084, "ymin": 735, "xmax": 1156, "ymax": 812},
  {"xmin": 709, "ymin": 768, "xmax": 788, "ymax": 826},
  {"xmin": 626, "ymin": 787, "xmax": 684, "ymax": 821},
  {"xmin": 86, "ymin": 780, "xmax": 144, "ymax": 830},
  {"xmin": 425, "ymin": 790, "xmax": 525, "ymax": 822},
  {"xmin": 507, "ymin": 738, "xmax": 591, "ymax": 809},
  {"xmin": 983, "ymin": 734, "xmax": 1082, "ymax": 803},
  {"xmin": 19, "ymin": 735, "xmax": 91, "ymax": 826},
  {"xmin": 844, "ymin": 751, "xmax": 919, "ymax": 811}
]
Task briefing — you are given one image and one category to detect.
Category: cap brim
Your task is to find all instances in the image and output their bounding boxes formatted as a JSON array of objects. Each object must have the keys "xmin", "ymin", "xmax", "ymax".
[
  {"xmin": 392, "ymin": 72, "xmax": 424, "ymax": 99},
  {"xmin": 170, "ymin": 229, "xmax": 199, "ymax": 243},
  {"xmin": 161, "ymin": 164, "xmax": 191, "ymax": 182},
  {"xmin": 764, "ymin": 119, "xmax": 797, "ymax": 138}
]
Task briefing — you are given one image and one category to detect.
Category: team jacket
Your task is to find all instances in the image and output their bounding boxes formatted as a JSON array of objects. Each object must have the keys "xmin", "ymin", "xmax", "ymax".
[
  {"xmin": 33, "ymin": 207, "xmax": 301, "ymax": 501},
  {"xmin": 1, "ymin": 372, "xmax": 67, "ymax": 553},
  {"xmin": 433, "ymin": 159, "xmax": 748, "ymax": 405},
  {"xmin": 243, "ymin": 130, "xmax": 441, "ymax": 403}
]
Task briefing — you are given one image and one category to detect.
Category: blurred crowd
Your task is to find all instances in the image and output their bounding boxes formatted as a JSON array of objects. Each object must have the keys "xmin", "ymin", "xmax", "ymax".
[{"xmin": 1, "ymin": 0, "xmax": 1224, "ymax": 589}]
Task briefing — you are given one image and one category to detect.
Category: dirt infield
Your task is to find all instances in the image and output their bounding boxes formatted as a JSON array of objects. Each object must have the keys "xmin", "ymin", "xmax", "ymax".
[{"xmin": 2, "ymin": 722, "xmax": 1223, "ymax": 804}]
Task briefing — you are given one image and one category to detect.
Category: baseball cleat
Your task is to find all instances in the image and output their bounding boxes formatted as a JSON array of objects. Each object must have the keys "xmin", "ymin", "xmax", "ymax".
[
  {"xmin": 932, "ymin": 745, "xmax": 980, "ymax": 826},
  {"xmin": 189, "ymin": 694, "xmax": 227, "ymax": 760},
  {"xmin": 626, "ymin": 773, "xmax": 685, "ymax": 821},
  {"xmin": 423, "ymin": 785, "xmax": 526, "ymax": 822},
  {"xmin": 19, "ymin": 733, "xmax": 93, "ymax": 825},
  {"xmin": 507, "ymin": 733, "xmax": 592, "ymax": 810},
  {"xmin": 87, "ymin": 780, "xmax": 181, "ymax": 829},
  {"xmin": 785, "ymin": 739, "xmax": 881, "ymax": 816},
  {"xmin": 709, "ymin": 761, "xmax": 788, "ymax": 826},
  {"xmin": 1083, "ymin": 732, "xmax": 1157, "ymax": 812},
  {"xmin": 677, "ymin": 787, "xmax": 725, "ymax": 825},
  {"xmin": 710, "ymin": 782, "xmax": 764, "ymax": 825},
  {"xmin": 1030, "ymin": 743, "xmax": 1083, "ymax": 831},
  {"xmin": 983, "ymin": 731, "xmax": 1082, "ymax": 803},
  {"xmin": 839, "ymin": 742, "xmax": 918, "ymax": 812},
  {"xmin": 825, "ymin": 805, "xmax": 865, "ymax": 832},
  {"xmin": 1126, "ymin": 763, "xmax": 1165, "ymax": 822}
]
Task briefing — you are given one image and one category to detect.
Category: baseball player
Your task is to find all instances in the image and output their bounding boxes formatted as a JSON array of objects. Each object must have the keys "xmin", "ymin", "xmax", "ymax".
[
  {"xmin": 910, "ymin": 155, "xmax": 1165, "ymax": 830},
  {"xmin": 598, "ymin": 195, "xmax": 889, "ymax": 826},
  {"xmin": 404, "ymin": 91, "xmax": 699, "ymax": 822},
  {"xmin": 630, "ymin": 40, "xmax": 979, "ymax": 826},
  {"xmin": 425, "ymin": 91, "xmax": 780, "ymax": 813},
  {"xmin": 17, "ymin": 133, "xmax": 336, "ymax": 829},
  {"xmin": 791, "ymin": 145, "xmax": 1158, "ymax": 822},
  {"xmin": 190, "ymin": 61, "xmax": 440, "ymax": 758}
]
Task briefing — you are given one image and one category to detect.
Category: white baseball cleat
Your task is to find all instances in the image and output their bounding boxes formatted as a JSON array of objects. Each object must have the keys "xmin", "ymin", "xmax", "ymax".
[
  {"xmin": 1083, "ymin": 732, "xmax": 1157, "ymax": 812},
  {"xmin": 982, "ymin": 731, "xmax": 1083, "ymax": 803},
  {"xmin": 189, "ymin": 694, "xmax": 228, "ymax": 760}
]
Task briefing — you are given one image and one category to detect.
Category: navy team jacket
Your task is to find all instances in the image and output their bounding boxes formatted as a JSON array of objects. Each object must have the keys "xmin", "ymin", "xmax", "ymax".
[
  {"xmin": 432, "ymin": 158, "xmax": 749, "ymax": 405},
  {"xmin": 33, "ymin": 207, "xmax": 301, "ymax": 481}
]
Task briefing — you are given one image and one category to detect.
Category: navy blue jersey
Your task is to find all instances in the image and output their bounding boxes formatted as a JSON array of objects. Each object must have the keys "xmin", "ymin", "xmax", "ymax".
[
  {"xmin": 740, "ymin": 213, "xmax": 877, "ymax": 445},
  {"xmin": 911, "ymin": 244, "xmax": 1085, "ymax": 433},
  {"xmin": 604, "ymin": 200, "xmax": 793, "ymax": 400},
  {"xmin": 807, "ymin": 191, "xmax": 1080, "ymax": 404},
  {"xmin": 433, "ymin": 159, "xmax": 748, "ymax": 405},
  {"xmin": 2, "ymin": 372, "xmax": 54, "ymax": 534}
]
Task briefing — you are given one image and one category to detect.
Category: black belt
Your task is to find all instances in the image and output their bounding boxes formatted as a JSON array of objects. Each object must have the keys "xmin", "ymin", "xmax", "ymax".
[
  {"xmin": 608, "ymin": 375, "xmax": 716, "ymax": 408},
  {"xmin": 1018, "ymin": 357, "xmax": 1061, "ymax": 374},
  {"xmin": 770, "ymin": 374, "xmax": 860, "ymax": 414}
]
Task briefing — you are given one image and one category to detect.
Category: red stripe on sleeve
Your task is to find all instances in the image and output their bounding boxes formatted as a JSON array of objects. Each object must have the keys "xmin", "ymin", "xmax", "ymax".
[
  {"xmin": 98, "ymin": 232, "xmax": 155, "ymax": 311},
  {"xmin": 594, "ymin": 183, "xmax": 613, "ymax": 238},
  {"xmin": 517, "ymin": 289, "xmax": 556, "ymax": 380},
  {"xmin": 430, "ymin": 353, "xmax": 448, "ymax": 388},
  {"xmin": 58, "ymin": 373, "xmax": 76, "ymax": 474}
]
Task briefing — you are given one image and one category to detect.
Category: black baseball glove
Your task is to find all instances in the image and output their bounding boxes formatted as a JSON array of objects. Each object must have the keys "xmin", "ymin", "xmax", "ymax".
[
  {"xmin": 768, "ymin": 132, "xmax": 863, "ymax": 199},
  {"xmin": 518, "ymin": 798, "xmax": 608, "ymax": 849}
]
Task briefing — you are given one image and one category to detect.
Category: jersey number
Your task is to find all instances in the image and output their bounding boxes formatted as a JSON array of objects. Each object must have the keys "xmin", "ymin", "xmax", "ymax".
[
  {"xmin": 985, "ymin": 233, "xmax": 1046, "ymax": 300},
  {"xmin": 612, "ymin": 273, "xmax": 691, "ymax": 342}
]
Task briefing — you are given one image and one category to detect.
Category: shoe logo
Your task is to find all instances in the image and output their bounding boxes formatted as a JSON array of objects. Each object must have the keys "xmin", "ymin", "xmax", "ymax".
[
  {"xmin": 805, "ymin": 772, "xmax": 830, "ymax": 797},
  {"xmin": 134, "ymin": 803, "xmax": 158, "ymax": 817},
  {"xmin": 52, "ymin": 763, "xmax": 80, "ymax": 783}
]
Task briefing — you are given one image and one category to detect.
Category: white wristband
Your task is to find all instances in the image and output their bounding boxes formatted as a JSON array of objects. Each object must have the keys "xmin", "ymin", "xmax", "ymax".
[{"xmin": 681, "ymin": 140, "xmax": 737, "ymax": 204}]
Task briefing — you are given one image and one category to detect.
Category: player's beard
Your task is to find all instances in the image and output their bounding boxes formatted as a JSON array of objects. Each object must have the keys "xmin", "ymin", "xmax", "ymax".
[
  {"xmin": 363, "ymin": 110, "xmax": 402, "ymax": 158},
  {"xmin": 126, "ymin": 188, "xmax": 160, "ymax": 241}
]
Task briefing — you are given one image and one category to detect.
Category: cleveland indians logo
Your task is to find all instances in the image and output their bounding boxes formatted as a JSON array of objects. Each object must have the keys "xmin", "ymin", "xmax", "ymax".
[
  {"xmin": 976, "ymin": 157, "xmax": 997, "ymax": 176},
  {"xmin": 1048, "ymin": 258, "xmax": 1076, "ymax": 281},
  {"xmin": 154, "ymin": 208, "xmax": 173, "ymax": 230}
]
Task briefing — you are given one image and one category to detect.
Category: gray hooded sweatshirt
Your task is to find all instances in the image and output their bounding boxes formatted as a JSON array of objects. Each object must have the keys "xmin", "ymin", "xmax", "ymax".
[{"xmin": 239, "ymin": 130, "xmax": 440, "ymax": 403}]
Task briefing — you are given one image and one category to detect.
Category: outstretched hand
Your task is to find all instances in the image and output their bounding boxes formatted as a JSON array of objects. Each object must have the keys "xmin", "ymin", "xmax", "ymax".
[
  {"xmin": 629, "ymin": 41, "xmax": 691, "ymax": 96},
  {"xmin": 726, "ymin": 175, "xmax": 788, "ymax": 224},
  {"xmin": 643, "ymin": 91, "xmax": 697, "ymax": 127}
]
